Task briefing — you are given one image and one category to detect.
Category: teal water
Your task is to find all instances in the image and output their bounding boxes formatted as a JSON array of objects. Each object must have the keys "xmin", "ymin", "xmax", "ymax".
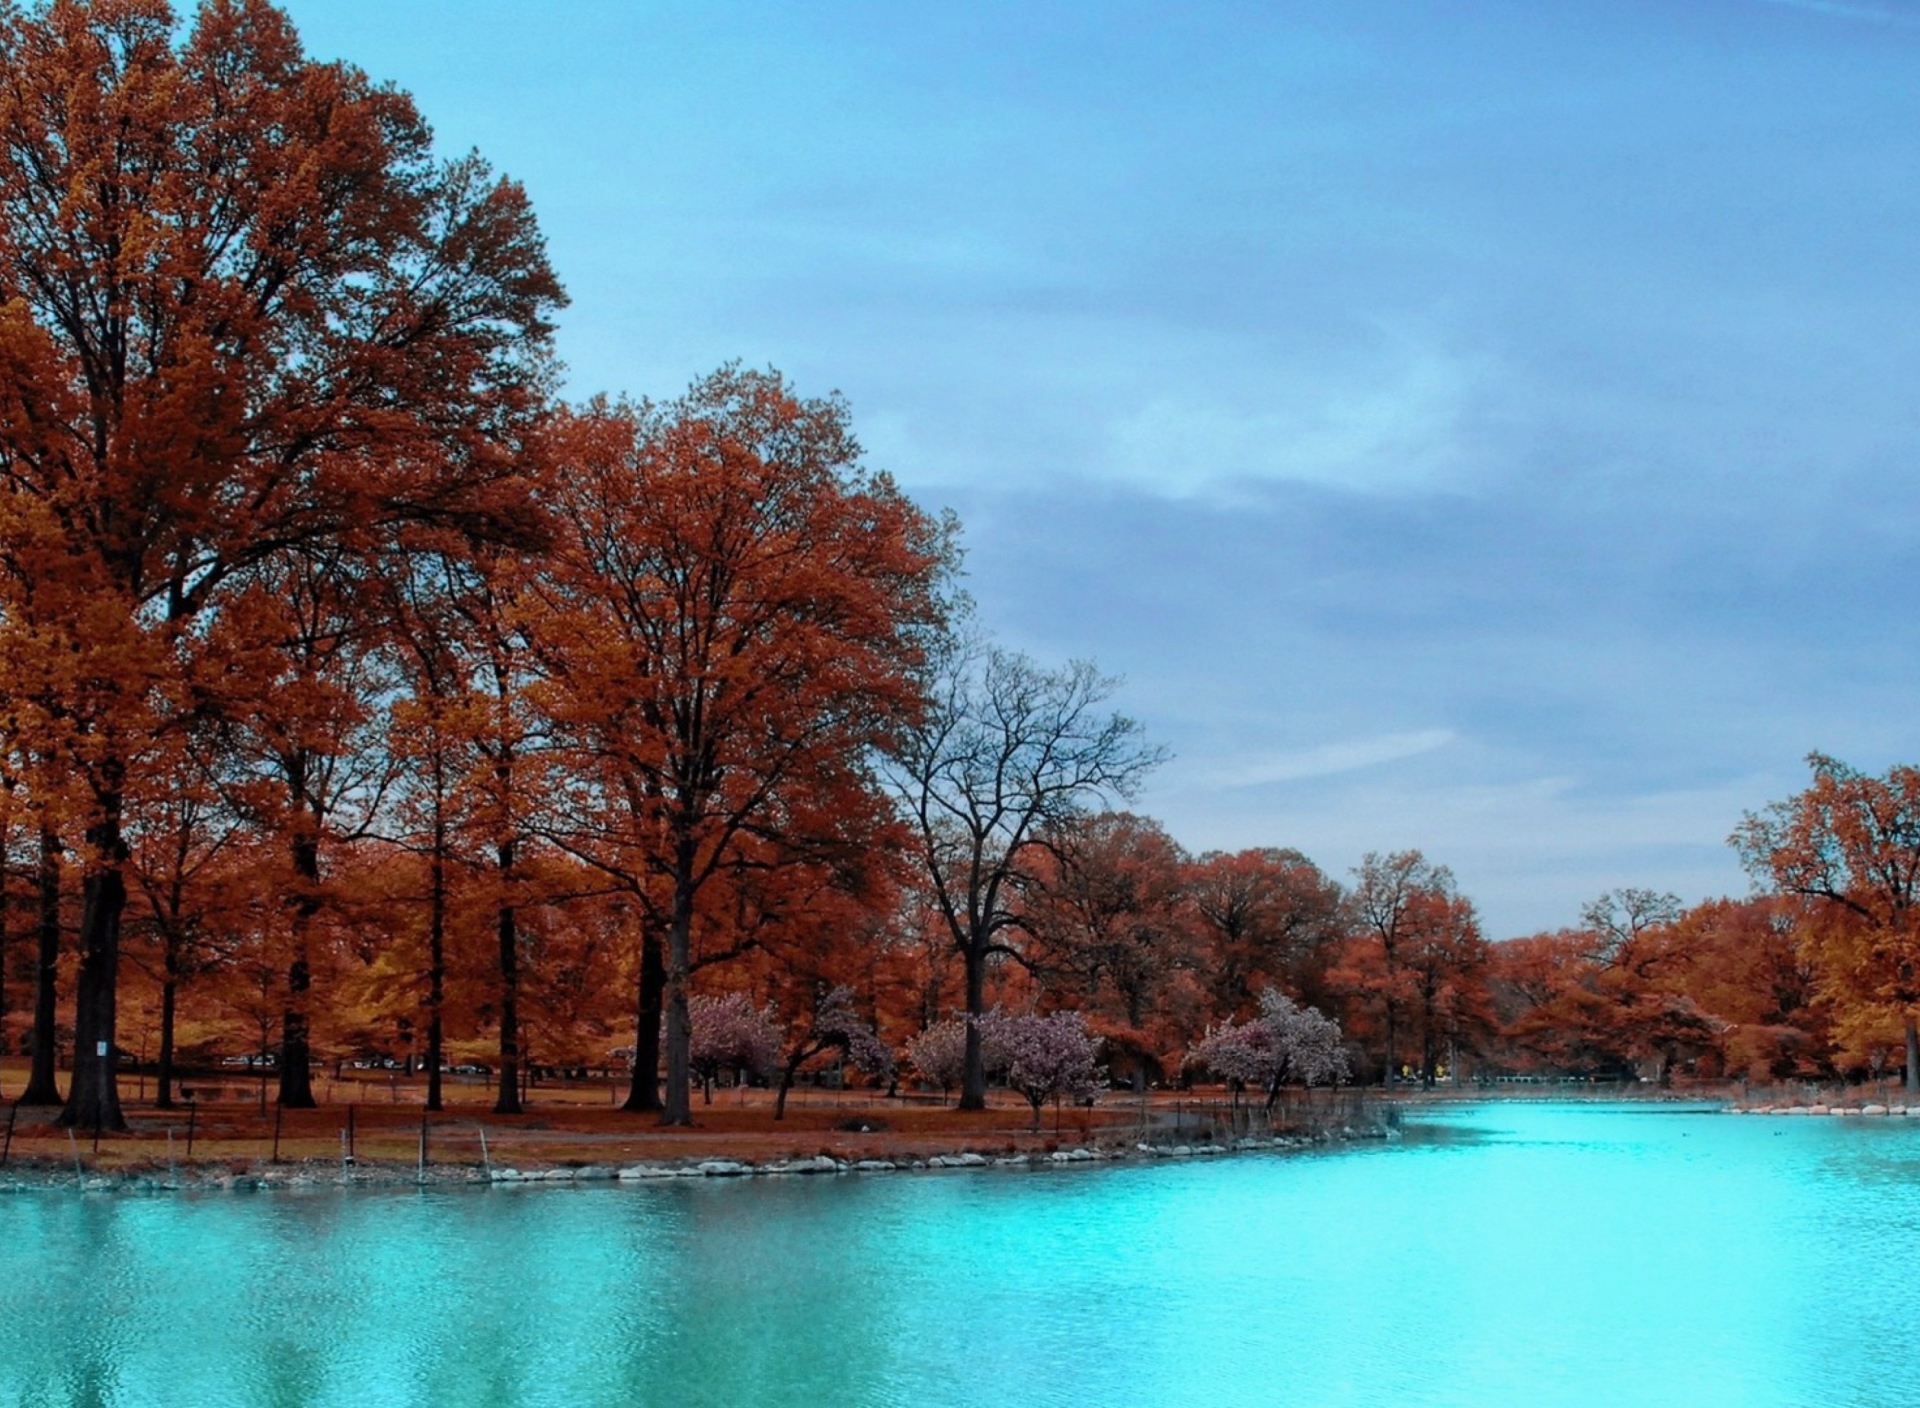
[{"xmin": 3, "ymin": 1103, "xmax": 1918, "ymax": 1407}]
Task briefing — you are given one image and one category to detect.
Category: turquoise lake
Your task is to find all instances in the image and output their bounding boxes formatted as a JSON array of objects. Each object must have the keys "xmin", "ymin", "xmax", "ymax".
[{"xmin": 3, "ymin": 1102, "xmax": 1918, "ymax": 1406}]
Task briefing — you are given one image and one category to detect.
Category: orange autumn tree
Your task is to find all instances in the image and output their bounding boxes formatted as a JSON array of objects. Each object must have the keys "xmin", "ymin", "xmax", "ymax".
[
  {"xmin": 1186, "ymin": 846, "xmax": 1348, "ymax": 1021},
  {"xmin": 121, "ymin": 716, "xmax": 250, "ymax": 1109},
  {"xmin": 207, "ymin": 550, "xmax": 395, "ymax": 1108},
  {"xmin": 379, "ymin": 561, "xmax": 471, "ymax": 1113},
  {"xmin": 1734, "ymin": 754, "xmax": 1920, "ymax": 1094},
  {"xmin": 441, "ymin": 542, "xmax": 554, "ymax": 1116},
  {"xmin": 1334, "ymin": 850, "xmax": 1441, "ymax": 1087},
  {"xmin": 1396, "ymin": 884, "xmax": 1491, "ymax": 1086},
  {"xmin": 1486, "ymin": 929, "xmax": 1607, "ymax": 1073},
  {"xmin": 1661, "ymin": 896, "xmax": 1827, "ymax": 1082},
  {"xmin": 536, "ymin": 371, "xmax": 948, "ymax": 1125},
  {"xmin": 1024, "ymin": 811, "xmax": 1199, "ymax": 1085},
  {"xmin": 375, "ymin": 526, "xmax": 555, "ymax": 1114},
  {"xmin": 0, "ymin": 0, "xmax": 561, "ymax": 1128}
]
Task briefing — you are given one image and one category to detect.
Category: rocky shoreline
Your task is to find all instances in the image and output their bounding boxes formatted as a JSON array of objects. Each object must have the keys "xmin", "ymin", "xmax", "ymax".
[
  {"xmin": 1728, "ymin": 1102, "xmax": 1920, "ymax": 1117},
  {"xmin": 0, "ymin": 1127, "xmax": 1385, "ymax": 1195}
]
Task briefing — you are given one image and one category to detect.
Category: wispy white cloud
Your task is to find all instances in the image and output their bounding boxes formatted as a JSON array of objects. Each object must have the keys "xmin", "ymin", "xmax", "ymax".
[
  {"xmin": 1105, "ymin": 335, "xmax": 1492, "ymax": 499},
  {"xmin": 1751, "ymin": 0, "xmax": 1920, "ymax": 26},
  {"xmin": 1211, "ymin": 728, "xmax": 1457, "ymax": 787}
]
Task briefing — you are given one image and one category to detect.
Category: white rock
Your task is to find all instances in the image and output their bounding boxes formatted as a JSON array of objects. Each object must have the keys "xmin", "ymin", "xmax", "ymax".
[{"xmin": 697, "ymin": 1160, "xmax": 750, "ymax": 1177}]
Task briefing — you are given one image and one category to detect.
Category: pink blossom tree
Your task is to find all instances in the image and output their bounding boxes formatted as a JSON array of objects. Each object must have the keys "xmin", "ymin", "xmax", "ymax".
[
  {"xmin": 980, "ymin": 1010, "xmax": 1104, "ymax": 1132},
  {"xmin": 773, "ymin": 985, "xmax": 895, "ymax": 1119},
  {"xmin": 1189, "ymin": 989, "xmax": 1348, "ymax": 1112},
  {"xmin": 688, "ymin": 993, "xmax": 782, "ymax": 1104},
  {"xmin": 907, "ymin": 1017, "xmax": 970, "ymax": 1103}
]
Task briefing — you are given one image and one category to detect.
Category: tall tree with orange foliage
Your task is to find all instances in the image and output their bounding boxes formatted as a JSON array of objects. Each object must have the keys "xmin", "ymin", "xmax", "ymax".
[
  {"xmin": 1662, "ymin": 896, "xmax": 1826, "ymax": 1082},
  {"xmin": 1336, "ymin": 845, "xmax": 1451, "ymax": 1091},
  {"xmin": 1187, "ymin": 847, "xmax": 1347, "ymax": 1019},
  {"xmin": 123, "ymin": 721, "xmax": 248, "ymax": 1108},
  {"xmin": 377, "ymin": 531, "xmax": 552, "ymax": 1114},
  {"xmin": 1398, "ymin": 885, "xmax": 1490, "ymax": 1086},
  {"xmin": 1027, "ymin": 812, "xmax": 1189, "ymax": 1027},
  {"xmin": 207, "ymin": 551, "xmax": 394, "ymax": 1108},
  {"xmin": 382, "ymin": 566, "xmax": 470, "ymax": 1113},
  {"xmin": 448, "ymin": 545, "xmax": 550, "ymax": 1116},
  {"xmin": 537, "ymin": 372, "xmax": 947, "ymax": 1125},
  {"xmin": 0, "ymin": 0, "xmax": 561, "ymax": 1128},
  {"xmin": 1025, "ymin": 811, "xmax": 1194, "ymax": 1084},
  {"xmin": 1734, "ymin": 754, "xmax": 1920, "ymax": 1092}
]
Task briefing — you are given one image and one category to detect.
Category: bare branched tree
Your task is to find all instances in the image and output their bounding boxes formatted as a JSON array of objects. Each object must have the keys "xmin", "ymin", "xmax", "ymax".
[{"xmin": 886, "ymin": 640, "xmax": 1164, "ymax": 1109}]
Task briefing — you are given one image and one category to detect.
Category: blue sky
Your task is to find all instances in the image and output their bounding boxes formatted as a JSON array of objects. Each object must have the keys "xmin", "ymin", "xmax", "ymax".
[{"xmin": 284, "ymin": 0, "xmax": 1920, "ymax": 937}]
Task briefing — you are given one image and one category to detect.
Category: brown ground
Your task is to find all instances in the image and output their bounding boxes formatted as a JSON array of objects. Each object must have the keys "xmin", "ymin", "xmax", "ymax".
[{"xmin": 0, "ymin": 1060, "xmax": 1241, "ymax": 1176}]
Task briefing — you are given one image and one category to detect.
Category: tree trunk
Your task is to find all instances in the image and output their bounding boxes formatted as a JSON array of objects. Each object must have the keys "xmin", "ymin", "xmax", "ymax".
[
  {"xmin": 661, "ymin": 843, "xmax": 696, "ymax": 1126},
  {"xmin": 1905, "ymin": 1014, "xmax": 1918, "ymax": 1096},
  {"xmin": 0, "ymin": 801, "xmax": 7, "ymax": 1102},
  {"xmin": 958, "ymin": 941, "xmax": 988, "ymax": 1111},
  {"xmin": 424, "ymin": 840, "xmax": 445, "ymax": 1114},
  {"xmin": 154, "ymin": 965, "xmax": 178, "ymax": 1111},
  {"xmin": 1383, "ymin": 1004, "xmax": 1397, "ymax": 1091},
  {"xmin": 277, "ymin": 827, "xmax": 320, "ymax": 1109},
  {"xmin": 20, "ymin": 826, "xmax": 62, "ymax": 1105},
  {"xmin": 622, "ymin": 922, "xmax": 664, "ymax": 1113},
  {"xmin": 493, "ymin": 842, "xmax": 522, "ymax": 1115},
  {"xmin": 61, "ymin": 810, "xmax": 127, "ymax": 1132}
]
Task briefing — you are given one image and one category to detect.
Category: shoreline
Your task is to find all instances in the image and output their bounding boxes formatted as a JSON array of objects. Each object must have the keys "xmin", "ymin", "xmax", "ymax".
[
  {"xmin": 1727, "ymin": 1101, "xmax": 1919, "ymax": 1117},
  {"xmin": 0, "ymin": 1126, "xmax": 1383, "ymax": 1195},
  {"xmin": 0, "ymin": 1085, "xmax": 1777, "ymax": 1196}
]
